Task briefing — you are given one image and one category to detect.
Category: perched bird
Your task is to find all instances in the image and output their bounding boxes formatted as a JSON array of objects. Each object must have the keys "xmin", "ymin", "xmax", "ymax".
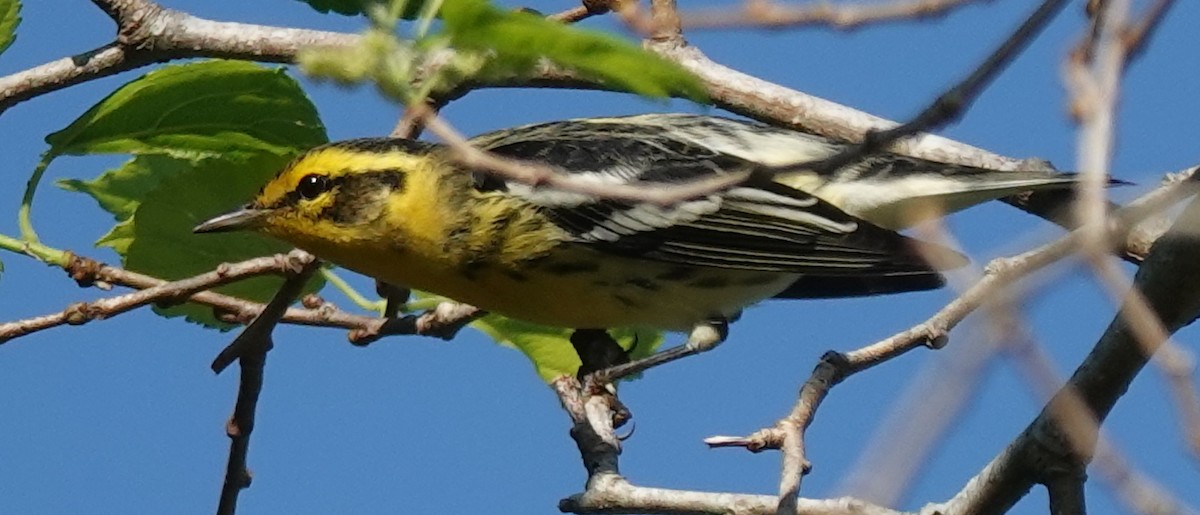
[{"xmin": 195, "ymin": 114, "xmax": 1089, "ymax": 365}]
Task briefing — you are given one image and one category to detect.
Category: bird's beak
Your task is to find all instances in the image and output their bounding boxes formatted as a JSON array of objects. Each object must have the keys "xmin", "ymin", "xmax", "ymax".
[{"xmin": 193, "ymin": 207, "xmax": 269, "ymax": 234}]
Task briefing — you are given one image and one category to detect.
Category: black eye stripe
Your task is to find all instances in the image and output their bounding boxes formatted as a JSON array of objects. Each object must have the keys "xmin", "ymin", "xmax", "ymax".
[{"xmin": 267, "ymin": 169, "xmax": 406, "ymax": 210}]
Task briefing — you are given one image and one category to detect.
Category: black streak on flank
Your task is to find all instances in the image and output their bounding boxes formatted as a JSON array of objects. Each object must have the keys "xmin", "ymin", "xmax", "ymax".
[
  {"xmin": 322, "ymin": 170, "xmax": 407, "ymax": 224},
  {"xmin": 543, "ymin": 260, "xmax": 601, "ymax": 275}
]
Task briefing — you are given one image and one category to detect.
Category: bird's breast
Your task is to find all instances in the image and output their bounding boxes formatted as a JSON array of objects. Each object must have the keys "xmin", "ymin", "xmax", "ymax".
[{"xmin": 301, "ymin": 239, "xmax": 794, "ymax": 331}]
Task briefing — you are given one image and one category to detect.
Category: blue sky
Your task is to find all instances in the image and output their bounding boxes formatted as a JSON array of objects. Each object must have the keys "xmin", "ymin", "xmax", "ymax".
[{"xmin": 2, "ymin": 1, "xmax": 1199, "ymax": 513}]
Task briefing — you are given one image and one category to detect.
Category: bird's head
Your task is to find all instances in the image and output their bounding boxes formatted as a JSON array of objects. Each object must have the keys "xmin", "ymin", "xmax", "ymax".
[{"xmin": 193, "ymin": 139, "xmax": 442, "ymax": 247}]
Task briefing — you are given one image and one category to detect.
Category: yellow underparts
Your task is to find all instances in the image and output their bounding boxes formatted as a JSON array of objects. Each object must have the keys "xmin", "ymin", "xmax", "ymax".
[{"xmin": 297, "ymin": 234, "xmax": 796, "ymax": 330}]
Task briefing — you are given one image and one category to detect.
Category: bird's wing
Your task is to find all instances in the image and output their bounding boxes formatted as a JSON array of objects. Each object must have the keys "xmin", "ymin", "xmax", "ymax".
[{"xmin": 469, "ymin": 117, "xmax": 966, "ymax": 276}]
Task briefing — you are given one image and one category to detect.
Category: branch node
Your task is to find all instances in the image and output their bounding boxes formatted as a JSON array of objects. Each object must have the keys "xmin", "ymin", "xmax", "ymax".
[
  {"xmin": 64, "ymin": 302, "xmax": 91, "ymax": 325},
  {"xmin": 924, "ymin": 326, "xmax": 950, "ymax": 349},
  {"xmin": 113, "ymin": 2, "xmax": 169, "ymax": 49},
  {"xmin": 66, "ymin": 252, "xmax": 103, "ymax": 287},
  {"xmin": 983, "ymin": 256, "xmax": 1016, "ymax": 276},
  {"xmin": 300, "ymin": 293, "xmax": 325, "ymax": 309}
]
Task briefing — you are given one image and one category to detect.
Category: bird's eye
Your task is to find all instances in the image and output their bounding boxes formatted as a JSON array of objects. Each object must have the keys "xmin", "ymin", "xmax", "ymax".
[{"xmin": 296, "ymin": 174, "xmax": 331, "ymax": 200}]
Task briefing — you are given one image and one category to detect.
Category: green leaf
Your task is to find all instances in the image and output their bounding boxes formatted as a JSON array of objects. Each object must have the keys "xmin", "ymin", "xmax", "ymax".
[
  {"xmin": 96, "ymin": 218, "xmax": 135, "ymax": 255},
  {"xmin": 123, "ymin": 155, "xmax": 324, "ymax": 328},
  {"xmin": 294, "ymin": 0, "xmax": 427, "ymax": 19},
  {"xmin": 441, "ymin": 0, "xmax": 706, "ymax": 101},
  {"xmin": 0, "ymin": 0, "xmax": 19, "ymax": 56},
  {"xmin": 45, "ymin": 60, "xmax": 327, "ymax": 158},
  {"xmin": 58, "ymin": 155, "xmax": 193, "ymax": 221},
  {"xmin": 472, "ymin": 315, "xmax": 663, "ymax": 383}
]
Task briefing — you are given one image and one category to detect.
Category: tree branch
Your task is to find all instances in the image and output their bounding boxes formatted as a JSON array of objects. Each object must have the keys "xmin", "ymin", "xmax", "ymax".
[
  {"xmin": 0, "ymin": 5, "xmax": 354, "ymax": 114},
  {"xmin": 0, "ymin": 250, "xmax": 311, "ymax": 343},
  {"xmin": 704, "ymin": 168, "xmax": 1198, "ymax": 493},
  {"xmin": 794, "ymin": 0, "xmax": 1069, "ymax": 177},
  {"xmin": 215, "ymin": 254, "xmax": 320, "ymax": 514},
  {"xmin": 934, "ymin": 191, "xmax": 1200, "ymax": 514},
  {"xmin": 680, "ymin": 0, "xmax": 989, "ymax": 31},
  {"xmin": 0, "ymin": 251, "xmax": 480, "ymax": 345}
]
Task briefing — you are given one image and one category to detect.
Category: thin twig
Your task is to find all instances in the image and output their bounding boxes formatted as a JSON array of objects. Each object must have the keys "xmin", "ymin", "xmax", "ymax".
[
  {"xmin": 1121, "ymin": 0, "xmax": 1176, "ymax": 66},
  {"xmin": 933, "ymin": 194, "xmax": 1200, "ymax": 515},
  {"xmin": 546, "ymin": 5, "xmax": 593, "ymax": 23},
  {"xmin": 1158, "ymin": 345, "xmax": 1200, "ymax": 461},
  {"xmin": 649, "ymin": 0, "xmax": 682, "ymax": 42},
  {"xmin": 796, "ymin": 0, "xmax": 1070, "ymax": 177},
  {"xmin": 1071, "ymin": 0, "xmax": 1130, "ymax": 263},
  {"xmin": 0, "ymin": 251, "xmax": 480, "ymax": 345},
  {"xmin": 703, "ymin": 169, "xmax": 1198, "ymax": 493},
  {"xmin": 0, "ymin": 4, "xmax": 355, "ymax": 114},
  {"xmin": 1082, "ymin": 255, "xmax": 1200, "ymax": 466},
  {"xmin": 997, "ymin": 301, "xmax": 1189, "ymax": 515},
  {"xmin": 561, "ymin": 475, "xmax": 900, "ymax": 515},
  {"xmin": 215, "ymin": 255, "xmax": 321, "ymax": 514},
  {"xmin": 681, "ymin": 0, "xmax": 988, "ymax": 31},
  {"xmin": 1045, "ymin": 473, "xmax": 1087, "ymax": 515},
  {"xmin": 0, "ymin": 250, "xmax": 311, "ymax": 344}
]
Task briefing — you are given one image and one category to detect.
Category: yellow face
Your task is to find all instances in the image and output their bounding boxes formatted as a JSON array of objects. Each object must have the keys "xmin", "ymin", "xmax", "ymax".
[{"xmin": 195, "ymin": 139, "xmax": 451, "ymax": 250}]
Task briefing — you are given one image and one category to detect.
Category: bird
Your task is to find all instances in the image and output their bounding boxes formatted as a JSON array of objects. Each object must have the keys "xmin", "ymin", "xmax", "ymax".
[{"xmin": 194, "ymin": 113, "xmax": 1094, "ymax": 369}]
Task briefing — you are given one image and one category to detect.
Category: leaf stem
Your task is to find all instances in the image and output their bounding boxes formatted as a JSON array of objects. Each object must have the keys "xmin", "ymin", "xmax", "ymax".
[
  {"xmin": 319, "ymin": 268, "xmax": 386, "ymax": 314},
  {"xmin": 18, "ymin": 153, "xmax": 54, "ymax": 243},
  {"xmin": 0, "ymin": 232, "xmax": 70, "ymax": 266}
]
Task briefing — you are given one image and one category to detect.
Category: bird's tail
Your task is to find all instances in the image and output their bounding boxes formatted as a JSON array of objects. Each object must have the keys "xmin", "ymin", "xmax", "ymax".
[{"xmin": 780, "ymin": 160, "xmax": 1128, "ymax": 230}]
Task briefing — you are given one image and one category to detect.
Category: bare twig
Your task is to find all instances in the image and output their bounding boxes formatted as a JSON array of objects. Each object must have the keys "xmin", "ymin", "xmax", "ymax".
[
  {"xmin": 835, "ymin": 323, "xmax": 1003, "ymax": 504},
  {"xmin": 547, "ymin": 0, "xmax": 612, "ymax": 23},
  {"xmin": 554, "ymin": 351, "xmax": 898, "ymax": 515},
  {"xmin": 1070, "ymin": 0, "xmax": 1130, "ymax": 264},
  {"xmin": 796, "ymin": 0, "xmax": 1070, "ymax": 176},
  {"xmin": 1089, "ymin": 441, "xmax": 1183, "ymax": 514},
  {"xmin": 1045, "ymin": 472, "xmax": 1087, "ymax": 515},
  {"xmin": 1158, "ymin": 345, "xmax": 1200, "ymax": 461},
  {"xmin": 1121, "ymin": 0, "xmax": 1176, "ymax": 66},
  {"xmin": 997, "ymin": 310, "xmax": 1190, "ymax": 515},
  {"xmin": 704, "ymin": 170, "xmax": 1198, "ymax": 499},
  {"xmin": 215, "ymin": 255, "xmax": 321, "ymax": 514},
  {"xmin": 0, "ymin": 4, "xmax": 355, "ymax": 114},
  {"xmin": 561, "ymin": 475, "xmax": 901, "ymax": 515},
  {"xmin": 1068, "ymin": 0, "xmax": 1198, "ymax": 469},
  {"xmin": 1082, "ymin": 252, "xmax": 1200, "ymax": 466},
  {"xmin": 649, "ymin": 0, "xmax": 682, "ymax": 42},
  {"xmin": 0, "ymin": 250, "xmax": 312, "ymax": 344},
  {"xmin": 932, "ymin": 194, "xmax": 1200, "ymax": 514},
  {"xmin": 681, "ymin": 0, "xmax": 988, "ymax": 31},
  {"xmin": 0, "ymin": 251, "xmax": 480, "ymax": 345},
  {"xmin": 546, "ymin": 6, "xmax": 592, "ymax": 23}
]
